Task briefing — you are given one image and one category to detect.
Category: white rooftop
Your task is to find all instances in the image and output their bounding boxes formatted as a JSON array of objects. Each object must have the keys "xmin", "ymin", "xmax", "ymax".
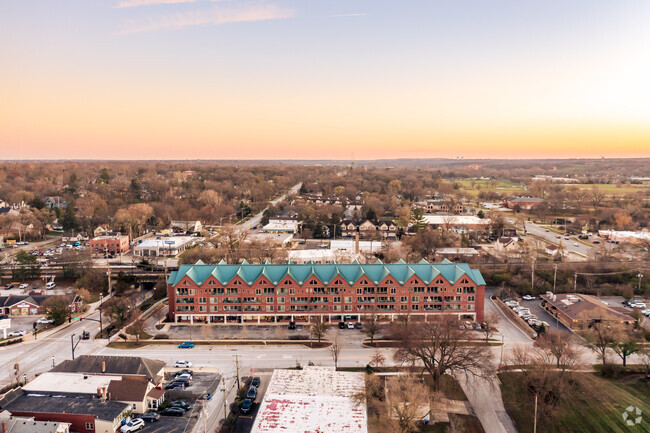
[
  {"xmin": 288, "ymin": 249, "xmax": 336, "ymax": 262},
  {"xmin": 252, "ymin": 367, "xmax": 367, "ymax": 433},
  {"xmin": 23, "ymin": 372, "xmax": 121, "ymax": 395},
  {"xmin": 263, "ymin": 219, "xmax": 301, "ymax": 233},
  {"xmin": 134, "ymin": 236, "xmax": 199, "ymax": 249},
  {"xmin": 436, "ymin": 248, "xmax": 480, "ymax": 255},
  {"xmin": 598, "ymin": 230, "xmax": 650, "ymax": 241},
  {"xmin": 423, "ymin": 215, "xmax": 490, "ymax": 225},
  {"xmin": 330, "ymin": 240, "xmax": 382, "ymax": 253}
]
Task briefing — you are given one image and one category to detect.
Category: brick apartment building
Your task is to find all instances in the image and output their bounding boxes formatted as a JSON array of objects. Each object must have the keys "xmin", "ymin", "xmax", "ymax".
[
  {"xmin": 89, "ymin": 234, "xmax": 129, "ymax": 256},
  {"xmin": 167, "ymin": 260, "xmax": 485, "ymax": 324}
]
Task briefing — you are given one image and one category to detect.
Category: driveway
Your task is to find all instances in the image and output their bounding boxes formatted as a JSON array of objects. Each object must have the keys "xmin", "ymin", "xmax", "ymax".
[
  {"xmin": 234, "ymin": 372, "xmax": 272, "ymax": 433},
  {"xmin": 484, "ymin": 289, "xmax": 531, "ymax": 345}
]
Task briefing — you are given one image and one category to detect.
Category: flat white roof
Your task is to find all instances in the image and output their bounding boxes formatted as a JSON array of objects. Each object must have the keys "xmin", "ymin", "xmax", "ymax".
[
  {"xmin": 288, "ymin": 249, "xmax": 336, "ymax": 261},
  {"xmin": 330, "ymin": 240, "xmax": 382, "ymax": 252},
  {"xmin": 598, "ymin": 230, "xmax": 650, "ymax": 241},
  {"xmin": 135, "ymin": 236, "xmax": 199, "ymax": 249},
  {"xmin": 437, "ymin": 248, "xmax": 479, "ymax": 255},
  {"xmin": 23, "ymin": 372, "xmax": 121, "ymax": 395},
  {"xmin": 262, "ymin": 220, "xmax": 300, "ymax": 232},
  {"xmin": 252, "ymin": 367, "xmax": 367, "ymax": 433},
  {"xmin": 423, "ymin": 215, "xmax": 490, "ymax": 225}
]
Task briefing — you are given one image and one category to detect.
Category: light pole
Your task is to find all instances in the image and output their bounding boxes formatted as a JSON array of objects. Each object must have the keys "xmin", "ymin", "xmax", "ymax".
[
  {"xmin": 638, "ymin": 273, "xmax": 643, "ymax": 294},
  {"xmin": 99, "ymin": 294, "xmax": 104, "ymax": 338},
  {"xmin": 553, "ymin": 264, "xmax": 558, "ymax": 294},
  {"xmin": 52, "ymin": 356, "xmax": 55, "ymax": 368}
]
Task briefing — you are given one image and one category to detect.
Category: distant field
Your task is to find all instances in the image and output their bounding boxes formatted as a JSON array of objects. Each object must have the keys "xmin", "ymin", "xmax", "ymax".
[
  {"xmin": 499, "ymin": 372, "xmax": 650, "ymax": 433},
  {"xmin": 447, "ymin": 179, "xmax": 526, "ymax": 197},
  {"xmin": 561, "ymin": 183, "xmax": 650, "ymax": 195}
]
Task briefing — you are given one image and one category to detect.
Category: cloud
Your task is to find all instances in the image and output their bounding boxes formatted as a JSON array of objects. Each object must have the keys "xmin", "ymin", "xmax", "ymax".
[
  {"xmin": 116, "ymin": 0, "xmax": 198, "ymax": 8},
  {"xmin": 330, "ymin": 13, "xmax": 366, "ymax": 17},
  {"xmin": 119, "ymin": 3, "xmax": 295, "ymax": 34}
]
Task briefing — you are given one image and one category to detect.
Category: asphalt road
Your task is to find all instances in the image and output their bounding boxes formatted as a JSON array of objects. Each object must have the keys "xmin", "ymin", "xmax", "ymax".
[
  {"xmin": 239, "ymin": 182, "xmax": 302, "ymax": 231},
  {"xmin": 523, "ymin": 221, "xmax": 593, "ymax": 258}
]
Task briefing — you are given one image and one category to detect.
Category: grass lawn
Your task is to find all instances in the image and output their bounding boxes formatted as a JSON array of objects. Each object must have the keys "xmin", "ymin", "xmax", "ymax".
[
  {"xmin": 445, "ymin": 179, "xmax": 526, "ymax": 198},
  {"xmin": 427, "ymin": 415, "xmax": 485, "ymax": 433},
  {"xmin": 562, "ymin": 183, "xmax": 650, "ymax": 195},
  {"xmin": 499, "ymin": 372, "xmax": 650, "ymax": 433}
]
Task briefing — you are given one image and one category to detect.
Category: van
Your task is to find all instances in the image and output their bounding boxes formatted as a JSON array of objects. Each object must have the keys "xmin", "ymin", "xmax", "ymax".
[{"xmin": 46, "ymin": 282, "xmax": 56, "ymax": 289}]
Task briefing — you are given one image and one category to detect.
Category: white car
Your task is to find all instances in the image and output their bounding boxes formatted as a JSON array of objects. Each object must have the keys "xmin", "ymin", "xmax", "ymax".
[
  {"xmin": 629, "ymin": 302, "xmax": 647, "ymax": 309},
  {"xmin": 522, "ymin": 295, "xmax": 536, "ymax": 301},
  {"xmin": 37, "ymin": 317, "xmax": 53, "ymax": 324},
  {"xmin": 642, "ymin": 309, "xmax": 650, "ymax": 317},
  {"xmin": 175, "ymin": 360, "xmax": 192, "ymax": 368},
  {"xmin": 45, "ymin": 282, "xmax": 56, "ymax": 289},
  {"xmin": 8, "ymin": 330, "xmax": 26, "ymax": 338},
  {"xmin": 120, "ymin": 418, "xmax": 145, "ymax": 432},
  {"xmin": 18, "ymin": 283, "xmax": 28, "ymax": 289}
]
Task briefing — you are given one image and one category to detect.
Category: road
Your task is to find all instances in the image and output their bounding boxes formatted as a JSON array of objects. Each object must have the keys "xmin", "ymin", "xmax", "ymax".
[
  {"xmin": 522, "ymin": 221, "xmax": 593, "ymax": 259},
  {"xmin": 239, "ymin": 182, "xmax": 302, "ymax": 230}
]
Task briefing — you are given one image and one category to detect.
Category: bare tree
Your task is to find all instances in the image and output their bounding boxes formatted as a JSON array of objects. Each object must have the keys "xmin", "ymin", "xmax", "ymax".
[
  {"xmin": 364, "ymin": 313, "xmax": 382, "ymax": 344},
  {"xmin": 310, "ymin": 317, "xmax": 329, "ymax": 343},
  {"xmin": 582, "ymin": 322, "xmax": 616, "ymax": 367},
  {"xmin": 386, "ymin": 374, "xmax": 430, "ymax": 433},
  {"xmin": 611, "ymin": 329, "xmax": 638, "ymax": 367},
  {"xmin": 533, "ymin": 329, "xmax": 581, "ymax": 370},
  {"xmin": 638, "ymin": 346, "xmax": 650, "ymax": 379},
  {"xmin": 329, "ymin": 334, "xmax": 343, "ymax": 369},
  {"xmin": 370, "ymin": 351, "xmax": 386, "ymax": 367},
  {"xmin": 127, "ymin": 310, "xmax": 146, "ymax": 343},
  {"xmin": 480, "ymin": 311, "xmax": 500, "ymax": 343},
  {"xmin": 391, "ymin": 315, "xmax": 494, "ymax": 390}
]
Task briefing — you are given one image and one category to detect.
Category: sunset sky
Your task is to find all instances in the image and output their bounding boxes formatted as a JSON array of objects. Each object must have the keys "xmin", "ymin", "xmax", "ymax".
[{"xmin": 2, "ymin": 0, "xmax": 650, "ymax": 159}]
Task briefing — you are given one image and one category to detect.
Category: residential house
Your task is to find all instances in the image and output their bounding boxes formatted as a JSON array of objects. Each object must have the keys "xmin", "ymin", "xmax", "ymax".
[
  {"xmin": 0, "ymin": 294, "xmax": 83, "ymax": 317},
  {"xmin": 51, "ymin": 355, "xmax": 166, "ymax": 386},
  {"xmin": 0, "ymin": 414, "xmax": 70, "ymax": 433},
  {"xmin": 44, "ymin": 197, "xmax": 67, "ymax": 209},
  {"xmin": 106, "ymin": 377, "xmax": 165, "ymax": 413},
  {"xmin": 339, "ymin": 219, "xmax": 397, "ymax": 239},
  {"xmin": 170, "ymin": 221, "xmax": 203, "ymax": 234}
]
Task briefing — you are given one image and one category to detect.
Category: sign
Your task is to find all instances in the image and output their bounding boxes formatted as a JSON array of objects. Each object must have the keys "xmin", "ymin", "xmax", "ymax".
[
  {"xmin": 0, "ymin": 319, "xmax": 10, "ymax": 330},
  {"xmin": 6, "ymin": 240, "xmax": 16, "ymax": 245},
  {"xmin": 164, "ymin": 241, "xmax": 175, "ymax": 245}
]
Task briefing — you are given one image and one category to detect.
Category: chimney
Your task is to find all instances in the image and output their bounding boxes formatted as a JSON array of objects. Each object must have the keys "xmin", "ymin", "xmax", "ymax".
[
  {"xmin": 355, "ymin": 232, "xmax": 359, "ymax": 255},
  {"xmin": 102, "ymin": 361, "xmax": 106, "ymax": 373}
]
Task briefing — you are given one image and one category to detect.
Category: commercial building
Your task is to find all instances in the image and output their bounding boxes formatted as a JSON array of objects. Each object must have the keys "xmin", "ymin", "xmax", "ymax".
[
  {"xmin": 0, "ymin": 389, "xmax": 129, "ymax": 433},
  {"xmin": 251, "ymin": 367, "xmax": 367, "ymax": 433},
  {"xmin": 170, "ymin": 220, "xmax": 203, "ymax": 234},
  {"xmin": 262, "ymin": 218, "xmax": 302, "ymax": 234},
  {"xmin": 502, "ymin": 196, "xmax": 545, "ymax": 210},
  {"xmin": 167, "ymin": 259, "xmax": 485, "ymax": 324},
  {"xmin": 0, "ymin": 415, "xmax": 70, "ymax": 433},
  {"xmin": 133, "ymin": 236, "xmax": 201, "ymax": 257},
  {"xmin": 51, "ymin": 355, "xmax": 166, "ymax": 385},
  {"xmin": 540, "ymin": 293, "xmax": 632, "ymax": 330},
  {"xmin": 89, "ymin": 234, "xmax": 129, "ymax": 256},
  {"xmin": 422, "ymin": 215, "xmax": 490, "ymax": 231}
]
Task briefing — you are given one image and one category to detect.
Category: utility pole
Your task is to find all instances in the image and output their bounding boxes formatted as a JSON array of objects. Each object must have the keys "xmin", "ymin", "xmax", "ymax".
[
  {"xmin": 553, "ymin": 264, "xmax": 558, "ymax": 293},
  {"xmin": 531, "ymin": 258, "xmax": 536, "ymax": 292},
  {"xmin": 574, "ymin": 273, "xmax": 578, "ymax": 292},
  {"xmin": 221, "ymin": 378, "xmax": 228, "ymax": 422},
  {"xmin": 638, "ymin": 272, "xmax": 643, "ymax": 294},
  {"xmin": 202, "ymin": 399, "xmax": 207, "ymax": 433},
  {"xmin": 234, "ymin": 355, "xmax": 241, "ymax": 391},
  {"xmin": 533, "ymin": 393, "xmax": 538, "ymax": 433}
]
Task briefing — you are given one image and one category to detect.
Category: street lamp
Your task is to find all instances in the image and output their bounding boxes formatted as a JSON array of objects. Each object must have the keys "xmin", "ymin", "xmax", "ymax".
[
  {"xmin": 638, "ymin": 273, "xmax": 643, "ymax": 294},
  {"xmin": 52, "ymin": 356, "xmax": 55, "ymax": 367}
]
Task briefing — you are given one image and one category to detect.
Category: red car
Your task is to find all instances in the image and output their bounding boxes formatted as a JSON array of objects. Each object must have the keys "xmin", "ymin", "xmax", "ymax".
[{"xmin": 3, "ymin": 284, "xmax": 14, "ymax": 290}]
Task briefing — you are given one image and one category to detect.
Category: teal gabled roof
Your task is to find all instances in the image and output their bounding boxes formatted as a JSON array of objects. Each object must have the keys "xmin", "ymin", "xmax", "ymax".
[{"xmin": 169, "ymin": 260, "xmax": 485, "ymax": 287}]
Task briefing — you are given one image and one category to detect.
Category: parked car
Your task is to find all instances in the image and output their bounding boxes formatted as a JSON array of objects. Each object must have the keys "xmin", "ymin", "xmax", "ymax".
[
  {"xmin": 45, "ymin": 282, "xmax": 56, "ymax": 289},
  {"xmin": 165, "ymin": 382, "xmax": 185, "ymax": 390},
  {"xmin": 241, "ymin": 398, "xmax": 253, "ymax": 414},
  {"xmin": 36, "ymin": 317, "xmax": 53, "ymax": 324},
  {"xmin": 175, "ymin": 360, "xmax": 192, "ymax": 367},
  {"xmin": 175, "ymin": 374, "xmax": 192, "ymax": 383},
  {"xmin": 251, "ymin": 377, "xmax": 261, "ymax": 388},
  {"xmin": 161, "ymin": 407, "xmax": 185, "ymax": 417},
  {"xmin": 522, "ymin": 295, "xmax": 535, "ymax": 301},
  {"xmin": 7, "ymin": 330, "xmax": 25, "ymax": 337},
  {"xmin": 347, "ymin": 322, "xmax": 355, "ymax": 329},
  {"xmin": 354, "ymin": 322, "xmax": 363, "ymax": 330},
  {"xmin": 3, "ymin": 284, "xmax": 14, "ymax": 290},
  {"xmin": 120, "ymin": 418, "xmax": 145, "ymax": 432},
  {"xmin": 18, "ymin": 283, "xmax": 28, "ymax": 289},
  {"xmin": 338, "ymin": 322, "xmax": 346, "ymax": 329},
  {"xmin": 138, "ymin": 412, "xmax": 160, "ymax": 422},
  {"xmin": 169, "ymin": 401, "xmax": 191, "ymax": 411},
  {"xmin": 247, "ymin": 387, "xmax": 257, "ymax": 400},
  {"xmin": 174, "ymin": 369, "xmax": 193, "ymax": 377},
  {"xmin": 288, "ymin": 321, "xmax": 296, "ymax": 330},
  {"xmin": 178, "ymin": 342, "xmax": 195, "ymax": 349}
]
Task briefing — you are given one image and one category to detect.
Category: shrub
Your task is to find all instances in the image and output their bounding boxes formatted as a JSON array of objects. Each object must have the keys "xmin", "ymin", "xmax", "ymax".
[{"xmin": 153, "ymin": 333, "xmax": 169, "ymax": 340}]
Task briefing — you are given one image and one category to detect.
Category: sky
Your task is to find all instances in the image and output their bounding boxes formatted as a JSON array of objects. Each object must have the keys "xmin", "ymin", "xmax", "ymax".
[{"xmin": 1, "ymin": 0, "xmax": 650, "ymax": 160}]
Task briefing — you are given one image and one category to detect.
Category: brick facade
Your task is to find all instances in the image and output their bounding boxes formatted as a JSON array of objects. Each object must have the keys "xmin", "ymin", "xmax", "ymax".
[
  {"xmin": 90, "ymin": 235, "xmax": 130, "ymax": 256},
  {"xmin": 167, "ymin": 261, "xmax": 485, "ymax": 324}
]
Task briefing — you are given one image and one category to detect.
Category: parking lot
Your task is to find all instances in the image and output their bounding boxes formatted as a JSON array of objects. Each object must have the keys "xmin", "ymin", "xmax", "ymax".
[
  {"xmin": 234, "ymin": 372, "xmax": 272, "ymax": 433},
  {"xmin": 518, "ymin": 298, "xmax": 570, "ymax": 333},
  {"xmin": 164, "ymin": 372, "xmax": 221, "ymax": 400},
  {"xmin": 167, "ymin": 324, "xmax": 311, "ymax": 340},
  {"xmin": 133, "ymin": 408, "xmax": 199, "ymax": 433}
]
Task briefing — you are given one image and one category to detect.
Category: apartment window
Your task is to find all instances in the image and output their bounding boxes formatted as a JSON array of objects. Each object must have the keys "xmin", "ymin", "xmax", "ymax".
[
  {"xmin": 266, "ymin": 297, "xmax": 274, "ymax": 303},
  {"xmin": 390, "ymin": 288, "xmax": 396, "ymax": 294},
  {"xmin": 210, "ymin": 306, "xmax": 219, "ymax": 312},
  {"xmin": 412, "ymin": 296, "xmax": 419, "ymax": 303},
  {"xmin": 232, "ymin": 280, "xmax": 241, "ymax": 285},
  {"xmin": 333, "ymin": 305, "xmax": 341, "ymax": 311},
  {"xmin": 85, "ymin": 423, "xmax": 94, "ymax": 430},
  {"xmin": 256, "ymin": 289, "xmax": 261, "ymax": 295},
  {"xmin": 344, "ymin": 297, "xmax": 352, "ymax": 303},
  {"xmin": 412, "ymin": 305, "xmax": 419, "ymax": 311},
  {"xmin": 357, "ymin": 288, "xmax": 363, "ymax": 294},
  {"xmin": 277, "ymin": 297, "xmax": 285, "ymax": 303},
  {"xmin": 189, "ymin": 289, "xmax": 194, "ymax": 295},
  {"xmin": 198, "ymin": 297, "xmax": 206, "ymax": 303},
  {"xmin": 468, "ymin": 304, "xmax": 475, "ymax": 310},
  {"xmin": 333, "ymin": 297, "xmax": 341, "ymax": 303},
  {"xmin": 456, "ymin": 288, "xmax": 462, "ymax": 294},
  {"xmin": 289, "ymin": 289, "xmax": 295, "ymax": 295},
  {"xmin": 400, "ymin": 297, "xmax": 407, "ymax": 303},
  {"xmin": 277, "ymin": 305, "xmax": 285, "ymax": 312},
  {"xmin": 345, "ymin": 305, "xmax": 352, "ymax": 311},
  {"xmin": 210, "ymin": 297, "xmax": 219, "ymax": 304},
  {"xmin": 400, "ymin": 305, "xmax": 408, "ymax": 311},
  {"xmin": 468, "ymin": 296, "xmax": 475, "ymax": 302},
  {"xmin": 266, "ymin": 306, "xmax": 274, "ymax": 312},
  {"xmin": 199, "ymin": 306, "xmax": 207, "ymax": 312}
]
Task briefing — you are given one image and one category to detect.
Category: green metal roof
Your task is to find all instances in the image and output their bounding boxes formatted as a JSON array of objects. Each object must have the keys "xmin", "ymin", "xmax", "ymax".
[{"xmin": 169, "ymin": 261, "xmax": 485, "ymax": 287}]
